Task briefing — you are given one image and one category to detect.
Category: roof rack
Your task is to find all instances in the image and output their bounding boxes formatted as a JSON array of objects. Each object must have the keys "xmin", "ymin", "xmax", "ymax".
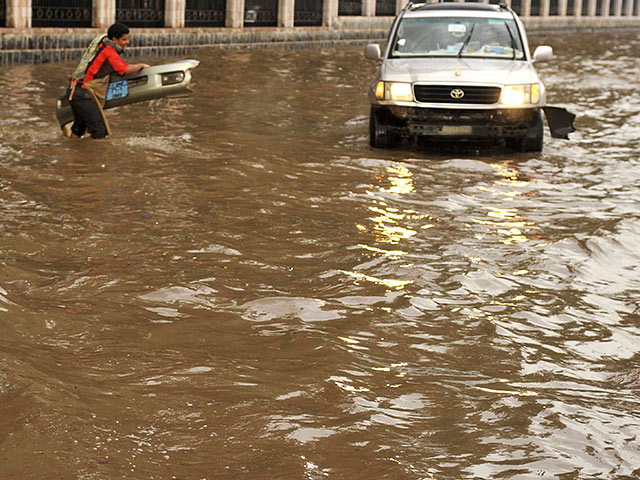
[{"xmin": 404, "ymin": 1, "xmax": 513, "ymax": 13}]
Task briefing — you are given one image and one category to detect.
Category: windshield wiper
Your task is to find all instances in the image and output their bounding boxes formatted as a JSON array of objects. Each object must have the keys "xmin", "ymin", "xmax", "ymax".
[{"xmin": 457, "ymin": 23, "xmax": 476, "ymax": 58}]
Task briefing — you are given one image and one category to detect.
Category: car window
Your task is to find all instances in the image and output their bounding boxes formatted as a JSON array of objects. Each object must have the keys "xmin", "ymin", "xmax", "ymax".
[{"xmin": 391, "ymin": 17, "xmax": 524, "ymax": 60}]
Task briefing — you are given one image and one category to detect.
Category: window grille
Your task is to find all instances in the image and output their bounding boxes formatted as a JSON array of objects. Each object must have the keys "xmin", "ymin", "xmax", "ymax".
[
  {"xmin": 185, "ymin": 0, "xmax": 226, "ymax": 26},
  {"xmin": 549, "ymin": 0, "xmax": 559, "ymax": 14},
  {"xmin": 621, "ymin": 0, "xmax": 629, "ymax": 15},
  {"xmin": 582, "ymin": 0, "xmax": 589, "ymax": 15},
  {"xmin": 294, "ymin": 0, "xmax": 323, "ymax": 26},
  {"xmin": 116, "ymin": 0, "xmax": 165, "ymax": 28},
  {"xmin": 338, "ymin": 0, "xmax": 362, "ymax": 16},
  {"xmin": 510, "ymin": 0, "xmax": 522, "ymax": 15},
  {"xmin": 32, "ymin": 0, "xmax": 92, "ymax": 28},
  {"xmin": 244, "ymin": 0, "xmax": 278, "ymax": 26},
  {"xmin": 596, "ymin": 0, "xmax": 604, "ymax": 15},
  {"xmin": 375, "ymin": 0, "xmax": 395, "ymax": 16}
]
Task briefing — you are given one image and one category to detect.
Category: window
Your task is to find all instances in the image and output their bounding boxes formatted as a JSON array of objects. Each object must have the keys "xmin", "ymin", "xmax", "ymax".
[
  {"xmin": 339, "ymin": 0, "xmax": 362, "ymax": 16},
  {"xmin": 295, "ymin": 0, "xmax": 323, "ymax": 26},
  {"xmin": 582, "ymin": 0, "xmax": 590, "ymax": 15},
  {"xmin": 245, "ymin": 0, "xmax": 278, "ymax": 26},
  {"xmin": 510, "ymin": 0, "xmax": 523, "ymax": 15},
  {"xmin": 530, "ymin": 0, "xmax": 541, "ymax": 16},
  {"xmin": 0, "ymin": 0, "xmax": 6, "ymax": 27},
  {"xmin": 185, "ymin": 0, "xmax": 226, "ymax": 27},
  {"xmin": 376, "ymin": 0, "xmax": 396, "ymax": 16},
  {"xmin": 116, "ymin": 0, "xmax": 165, "ymax": 28},
  {"xmin": 32, "ymin": 0, "xmax": 92, "ymax": 28}
]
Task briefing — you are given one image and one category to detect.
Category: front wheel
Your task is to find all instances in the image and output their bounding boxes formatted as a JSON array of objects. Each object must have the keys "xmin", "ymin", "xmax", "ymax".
[
  {"xmin": 507, "ymin": 110, "xmax": 544, "ymax": 153},
  {"xmin": 369, "ymin": 107, "xmax": 399, "ymax": 149}
]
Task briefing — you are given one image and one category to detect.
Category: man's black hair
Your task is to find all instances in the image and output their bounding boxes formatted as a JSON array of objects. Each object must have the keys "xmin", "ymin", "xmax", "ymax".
[{"xmin": 107, "ymin": 23, "xmax": 129, "ymax": 40}]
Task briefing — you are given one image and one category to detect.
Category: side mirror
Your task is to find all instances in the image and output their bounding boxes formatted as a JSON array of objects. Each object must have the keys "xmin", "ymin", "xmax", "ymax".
[
  {"xmin": 533, "ymin": 45, "xmax": 553, "ymax": 63},
  {"xmin": 364, "ymin": 44, "xmax": 382, "ymax": 61}
]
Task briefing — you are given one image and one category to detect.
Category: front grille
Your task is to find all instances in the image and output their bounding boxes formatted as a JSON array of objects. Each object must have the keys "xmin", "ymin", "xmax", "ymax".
[
  {"xmin": 409, "ymin": 108, "xmax": 493, "ymax": 125},
  {"xmin": 414, "ymin": 85, "xmax": 501, "ymax": 104},
  {"xmin": 407, "ymin": 108, "xmax": 534, "ymax": 128}
]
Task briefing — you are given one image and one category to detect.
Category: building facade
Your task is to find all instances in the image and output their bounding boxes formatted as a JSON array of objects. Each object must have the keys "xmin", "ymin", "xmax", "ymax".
[
  {"xmin": 2, "ymin": 0, "xmax": 639, "ymax": 29},
  {"xmin": 2, "ymin": 0, "xmax": 639, "ymax": 64}
]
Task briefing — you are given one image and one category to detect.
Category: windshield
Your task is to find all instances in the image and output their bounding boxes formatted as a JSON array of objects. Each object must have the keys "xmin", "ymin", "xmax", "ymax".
[{"xmin": 391, "ymin": 17, "xmax": 524, "ymax": 60}]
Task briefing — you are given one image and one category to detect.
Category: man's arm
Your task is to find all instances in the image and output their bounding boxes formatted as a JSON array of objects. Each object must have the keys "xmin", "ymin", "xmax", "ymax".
[
  {"xmin": 125, "ymin": 63, "xmax": 150, "ymax": 74},
  {"xmin": 105, "ymin": 46, "xmax": 150, "ymax": 75}
]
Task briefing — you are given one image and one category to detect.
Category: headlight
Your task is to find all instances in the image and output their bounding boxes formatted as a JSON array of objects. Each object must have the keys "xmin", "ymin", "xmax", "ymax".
[
  {"xmin": 161, "ymin": 71, "xmax": 185, "ymax": 86},
  {"xmin": 375, "ymin": 81, "xmax": 414, "ymax": 102},
  {"xmin": 389, "ymin": 82, "xmax": 413, "ymax": 101},
  {"xmin": 500, "ymin": 84, "xmax": 541, "ymax": 105}
]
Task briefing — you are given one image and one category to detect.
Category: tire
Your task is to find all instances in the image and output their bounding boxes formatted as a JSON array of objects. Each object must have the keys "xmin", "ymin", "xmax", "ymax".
[
  {"xmin": 507, "ymin": 110, "xmax": 544, "ymax": 153},
  {"xmin": 369, "ymin": 107, "xmax": 399, "ymax": 149}
]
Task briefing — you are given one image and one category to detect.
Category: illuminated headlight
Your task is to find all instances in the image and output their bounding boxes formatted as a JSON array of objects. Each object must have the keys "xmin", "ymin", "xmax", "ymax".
[
  {"xmin": 161, "ymin": 71, "xmax": 185, "ymax": 86},
  {"xmin": 375, "ymin": 81, "xmax": 414, "ymax": 102},
  {"xmin": 500, "ymin": 84, "xmax": 541, "ymax": 105}
]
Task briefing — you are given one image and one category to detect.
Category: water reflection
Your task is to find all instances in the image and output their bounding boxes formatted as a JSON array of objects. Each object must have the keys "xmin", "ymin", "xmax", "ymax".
[
  {"xmin": 0, "ymin": 33, "xmax": 640, "ymax": 479},
  {"xmin": 343, "ymin": 161, "xmax": 422, "ymax": 289}
]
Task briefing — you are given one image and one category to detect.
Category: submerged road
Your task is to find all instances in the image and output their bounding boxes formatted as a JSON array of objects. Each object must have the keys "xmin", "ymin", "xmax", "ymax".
[{"xmin": 0, "ymin": 31, "xmax": 639, "ymax": 479}]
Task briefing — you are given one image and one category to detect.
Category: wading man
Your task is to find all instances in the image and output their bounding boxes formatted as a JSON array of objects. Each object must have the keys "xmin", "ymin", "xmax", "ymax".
[{"xmin": 67, "ymin": 22, "xmax": 150, "ymax": 139}]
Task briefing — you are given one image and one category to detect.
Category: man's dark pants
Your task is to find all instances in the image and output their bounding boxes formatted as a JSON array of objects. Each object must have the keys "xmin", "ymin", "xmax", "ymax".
[{"xmin": 68, "ymin": 87, "xmax": 107, "ymax": 139}]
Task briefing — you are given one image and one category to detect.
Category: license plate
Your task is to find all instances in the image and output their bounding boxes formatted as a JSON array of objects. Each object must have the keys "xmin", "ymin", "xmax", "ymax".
[
  {"xmin": 106, "ymin": 80, "xmax": 129, "ymax": 101},
  {"xmin": 440, "ymin": 125, "xmax": 473, "ymax": 135}
]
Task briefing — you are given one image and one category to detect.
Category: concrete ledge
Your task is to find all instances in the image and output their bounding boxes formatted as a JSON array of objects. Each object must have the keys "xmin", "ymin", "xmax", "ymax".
[{"xmin": 2, "ymin": 16, "xmax": 640, "ymax": 64}]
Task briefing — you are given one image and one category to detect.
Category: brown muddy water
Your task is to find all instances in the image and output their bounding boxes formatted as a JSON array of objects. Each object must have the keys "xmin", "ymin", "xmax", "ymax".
[{"xmin": 1, "ymin": 31, "xmax": 639, "ymax": 479}]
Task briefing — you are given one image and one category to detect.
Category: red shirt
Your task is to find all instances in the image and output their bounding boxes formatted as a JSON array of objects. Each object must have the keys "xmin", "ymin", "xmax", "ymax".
[{"xmin": 82, "ymin": 43, "xmax": 128, "ymax": 85}]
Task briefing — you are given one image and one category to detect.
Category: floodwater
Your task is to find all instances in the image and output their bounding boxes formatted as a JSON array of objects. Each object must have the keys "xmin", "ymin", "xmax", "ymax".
[{"xmin": 1, "ymin": 31, "xmax": 639, "ymax": 479}]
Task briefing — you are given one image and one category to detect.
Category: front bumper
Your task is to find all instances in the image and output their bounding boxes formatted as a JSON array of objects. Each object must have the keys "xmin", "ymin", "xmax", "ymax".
[
  {"xmin": 375, "ymin": 105, "xmax": 540, "ymax": 139},
  {"xmin": 55, "ymin": 59, "xmax": 199, "ymax": 129}
]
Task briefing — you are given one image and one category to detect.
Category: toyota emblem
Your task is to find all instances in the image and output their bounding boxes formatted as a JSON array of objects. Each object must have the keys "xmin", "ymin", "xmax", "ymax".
[{"xmin": 450, "ymin": 88, "xmax": 465, "ymax": 99}]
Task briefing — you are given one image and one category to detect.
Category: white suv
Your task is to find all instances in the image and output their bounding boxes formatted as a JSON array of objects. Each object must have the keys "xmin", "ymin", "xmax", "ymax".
[{"xmin": 365, "ymin": 2, "xmax": 556, "ymax": 151}]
